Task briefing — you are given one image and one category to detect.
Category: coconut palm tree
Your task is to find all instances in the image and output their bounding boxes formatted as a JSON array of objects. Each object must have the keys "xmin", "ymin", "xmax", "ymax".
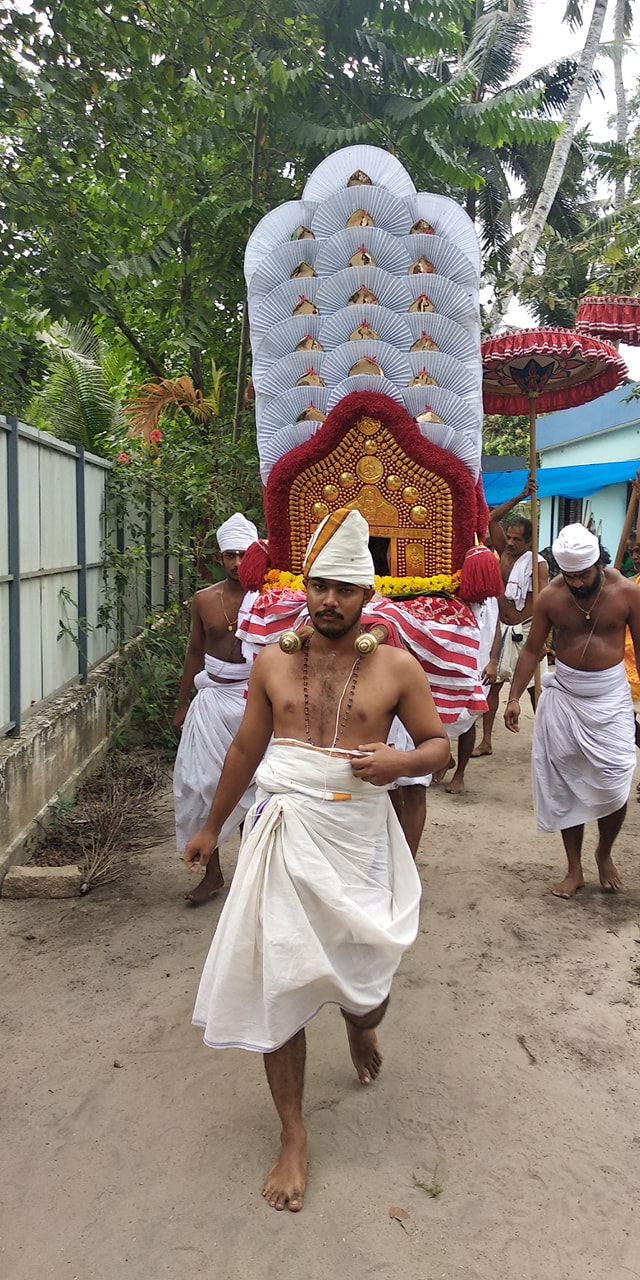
[{"xmin": 487, "ymin": 0, "xmax": 611, "ymax": 329}]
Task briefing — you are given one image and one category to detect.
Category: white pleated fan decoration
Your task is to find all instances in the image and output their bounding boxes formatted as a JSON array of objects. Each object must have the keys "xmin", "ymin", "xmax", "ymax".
[
  {"xmin": 259, "ymin": 420, "xmax": 327, "ymax": 485},
  {"xmin": 247, "ymin": 240, "xmax": 319, "ymax": 301},
  {"xmin": 401, "ymin": 386, "xmax": 481, "ymax": 437},
  {"xmin": 404, "ymin": 273, "xmax": 480, "ymax": 334},
  {"xmin": 323, "ymin": 340, "xmax": 411, "ymax": 386},
  {"xmin": 327, "ymin": 376, "xmax": 405, "ymax": 411},
  {"xmin": 248, "ymin": 277, "xmax": 322, "ymax": 335},
  {"xmin": 416, "ymin": 423, "xmax": 481, "ymax": 479},
  {"xmin": 251, "ymin": 315, "xmax": 324, "ymax": 370},
  {"xmin": 254, "ymin": 351, "xmax": 326, "ymax": 399},
  {"xmin": 402, "ymin": 233, "xmax": 479, "ymax": 291},
  {"xmin": 244, "ymin": 200, "xmax": 318, "ymax": 286},
  {"xmin": 257, "ymin": 386, "xmax": 331, "ymax": 451},
  {"xmin": 405, "ymin": 351, "xmax": 481, "ymax": 406},
  {"xmin": 310, "ymin": 185, "xmax": 410, "ymax": 239},
  {"xmin": 320, "ymin": 305, "xmax": 412, "ymax": 350},
  {"xmin": 314, "ymin": 226, "xmax": 411, "ymax": 277},
  {"xmin": 302, "ymin": 145, "xmax": 416, "ymax": 203},
  {"xmin": 316, "ymin": 266, "xmax": 410, "ymax": 314},
  {"xmin": 403, "ymin": 312, "xmax": 480, "ymax": 367},
  {"xmin": 405, "ymin": 193, "xmax": 481, "ymax": 273}
]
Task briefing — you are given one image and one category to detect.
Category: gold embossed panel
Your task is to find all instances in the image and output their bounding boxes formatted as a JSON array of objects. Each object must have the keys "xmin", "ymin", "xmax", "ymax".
[{"xmin": 288, "ymin": 414, "xmax": 453, "ymax": 574}]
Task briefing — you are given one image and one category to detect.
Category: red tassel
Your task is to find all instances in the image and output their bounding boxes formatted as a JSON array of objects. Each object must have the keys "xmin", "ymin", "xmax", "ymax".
[
  {"xmin": 238, "ymin": 540, "xmax": 271, "ymax": 591},
  {"xmin": 458, "ymin": 545, "xmax": 503, "ymax": 603}
]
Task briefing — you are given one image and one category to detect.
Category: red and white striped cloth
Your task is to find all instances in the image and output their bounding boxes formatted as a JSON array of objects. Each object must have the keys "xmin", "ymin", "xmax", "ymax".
[{"xmin": 238, "ymin": 589, "xmax": 487, "ymax": 733}]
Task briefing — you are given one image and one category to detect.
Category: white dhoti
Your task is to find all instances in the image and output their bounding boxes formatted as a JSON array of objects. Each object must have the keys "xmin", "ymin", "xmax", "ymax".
[
  {"xmin": 173, "ymin": 654, "xmax": 255, "ymax": 851},
  {"xmin": 532, "ymin": 659, "xmax": 635, "ymax": 833},
  {"xmin": 497, "ymin": 617, "xmax": 548, "ymax": 686},
  {"xmin": 192, "ymin": 741, "xmax": 422, "ymax": 1052}
]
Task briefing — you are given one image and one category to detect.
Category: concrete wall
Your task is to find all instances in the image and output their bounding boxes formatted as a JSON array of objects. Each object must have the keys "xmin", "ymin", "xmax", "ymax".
[{"xmin": 0, "ymin": 649, "xmax": 137, "ymax": 884}]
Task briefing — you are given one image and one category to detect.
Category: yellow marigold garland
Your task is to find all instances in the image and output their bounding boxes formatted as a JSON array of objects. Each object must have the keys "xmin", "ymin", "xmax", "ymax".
[{"xmin": 262, "ymin": 569, "xmax": 460, "ymax": 596}]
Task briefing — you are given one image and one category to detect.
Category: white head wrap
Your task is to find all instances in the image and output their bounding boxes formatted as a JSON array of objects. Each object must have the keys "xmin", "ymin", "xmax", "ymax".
[
  {"xmin": 552, "ymin": 523, "xmax": 600, "ymax": 573},
  {"xmin": 216, "ymin": 513, "xmax": 258, "ymax": 553},
  {"xmin": 303, "ymin": 508, "xmax": 375, "ymax": 587}
]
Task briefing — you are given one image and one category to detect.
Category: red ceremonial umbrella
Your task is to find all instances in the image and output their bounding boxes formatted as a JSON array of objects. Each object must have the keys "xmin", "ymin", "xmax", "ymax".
[
  {"xmin": 482, "ymin": 327, "xmax": 628, "ymax": 699},
  {"xmin": 575, "ymin": 296, "xmax": 640, "ymax": 346}
]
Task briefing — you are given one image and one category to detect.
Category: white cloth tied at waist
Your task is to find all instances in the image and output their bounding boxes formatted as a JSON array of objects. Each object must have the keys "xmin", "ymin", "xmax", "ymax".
[
  {"xmin": 203, "ymin": 652, "xmax": 253, "ymax": 681},
  {"xmin": 532, "ymin": 659, "xmax": 635, "ymax": 833},
  {"xmin": 192, "ymin": 741, "xmax": 422, "ymax": 1053},
  {"xmin": 173, "ymin": 654, "xmax": 254, "ymax": 851}
]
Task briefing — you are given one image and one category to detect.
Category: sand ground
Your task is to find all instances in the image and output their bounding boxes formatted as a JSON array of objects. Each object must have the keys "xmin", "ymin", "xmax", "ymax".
[{"xmin": 2, "ymin": 705, "xmax": 640, "ymax": 1280}]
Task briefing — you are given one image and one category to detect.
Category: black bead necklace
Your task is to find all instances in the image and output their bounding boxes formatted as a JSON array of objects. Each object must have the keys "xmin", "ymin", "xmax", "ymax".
[{"xmin": 302, "ymin": 636, "xmax": 361, "ymax": 747}]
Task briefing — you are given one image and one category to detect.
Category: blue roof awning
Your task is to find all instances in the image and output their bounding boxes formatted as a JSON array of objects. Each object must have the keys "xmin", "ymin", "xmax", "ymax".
[{"xmin": 481, "ymin": 458, "xmax": 640, "ymax": 506}]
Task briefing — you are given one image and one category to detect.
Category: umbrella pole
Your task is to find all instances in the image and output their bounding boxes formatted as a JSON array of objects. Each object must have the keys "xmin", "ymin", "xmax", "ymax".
[{"xmin": 529, "ymin": 396, "xmax": 541, "ymax": 707}]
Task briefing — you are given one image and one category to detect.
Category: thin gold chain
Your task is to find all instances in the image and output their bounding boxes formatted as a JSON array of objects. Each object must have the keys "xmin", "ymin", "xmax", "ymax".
[
  {"xmin": 220, "ymin": 589, "xmax": 238, "ymax": 632},
  {"xmin": 569, "ymin": 577, "xmax": 605, "ymax": 621}
]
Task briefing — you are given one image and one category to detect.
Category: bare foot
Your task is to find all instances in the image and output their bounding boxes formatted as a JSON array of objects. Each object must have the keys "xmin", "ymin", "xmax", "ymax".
[
  {"xmin": 471, "ymin": 743, "xmax": 492, "ymax": 757},
  {"xmin": 446, "ymin": 775, "xmax": 465, "ymax": 795},
  {"xmin": 184, "ymin": 869, "xmax": 224, "ymax": 906},
  {"xmin": 551, "ymin": 872, "xmax": 585, "ymax": 899},
  {"xmin": 263, "ymin": 1130, "xmax": 308, "ymax": 1212},
  {"xmin": 345, "ymin": 1022, "xmax": 383, "ymax": 1085},
  {"xmin": 433, "ymin": 755, "xmax": 455, "ymax": 784},
  {"xmin": 595, "ymin": 852, "xmax": 622, "ymax": 892}
]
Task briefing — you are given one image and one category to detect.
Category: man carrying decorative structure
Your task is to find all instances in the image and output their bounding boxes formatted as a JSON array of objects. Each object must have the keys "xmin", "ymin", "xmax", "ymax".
[{"xmin": 185, "ymin": 509, "xmax": 450, "ymax": 1211}]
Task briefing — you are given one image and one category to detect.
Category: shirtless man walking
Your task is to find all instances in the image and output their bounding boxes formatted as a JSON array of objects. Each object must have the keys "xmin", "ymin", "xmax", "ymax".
[
  {"xmin": 473, "ymin": 480, "xmax": 548, "ymax": 756},
  {"xmin": 184, "ymin": 509, "xmax": 449, "ymax": 1211},
  {"xmin": 173, "ymin": 512, "xmax": 257, "ymax": 904},
  {"xmin": 505, "ymin": 523, "xmax": 640, "ymax": 898}
]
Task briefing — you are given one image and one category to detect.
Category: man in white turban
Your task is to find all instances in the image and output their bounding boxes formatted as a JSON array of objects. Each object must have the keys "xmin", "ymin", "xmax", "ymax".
[
  {"xmin": 183, "ymin": 507, "xmax": 450, "ymax": 1212},
  {"xmin": 173, "ymin": 512, "xmax": 258, "ymax": 904},
  {"xmin": 504, "ymin": 522, "xmax": 640, "ymax": 898}
]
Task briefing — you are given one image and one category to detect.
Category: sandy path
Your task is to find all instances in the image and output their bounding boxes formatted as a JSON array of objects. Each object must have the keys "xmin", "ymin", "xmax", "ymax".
[{"xmin": 2, "ymin": 707, "xmax": 640, "ymax": 1280}]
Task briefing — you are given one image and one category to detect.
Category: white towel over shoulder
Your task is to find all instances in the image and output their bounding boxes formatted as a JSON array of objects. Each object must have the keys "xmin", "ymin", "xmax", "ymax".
[
  {"xmin": 192, "ymin": 741, "xmax": 422, "ymax": 1052},
  {"xmin": 532, "ymin": 659, "xmax": 635, "ymax": 833}
]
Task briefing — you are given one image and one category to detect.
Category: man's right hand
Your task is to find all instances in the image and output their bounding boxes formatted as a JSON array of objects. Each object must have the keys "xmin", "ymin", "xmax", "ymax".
[
  {"xmin": 184, "ymin": 828, "xmax": 219, "ymax": 871},
  {"xmin": 173, "ymin": 708, "xmax": 187, "ymax": 734},
  {"xmin": 504, "ymin": 697, "xmax": 521, "ymax": 733}
]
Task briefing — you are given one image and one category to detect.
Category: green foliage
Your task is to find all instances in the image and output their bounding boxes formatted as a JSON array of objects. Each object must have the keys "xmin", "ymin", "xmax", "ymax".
[
  {"xmin": 28, "ymin": 321, "xmax": 125, "ymax": 453},
  {"xmin": 483, "ymin": 413, "xmax": 530, "ymax": 457},
  {"xmin": 128, "ymin": 603, "xmax": 192, "ymax": 749}
]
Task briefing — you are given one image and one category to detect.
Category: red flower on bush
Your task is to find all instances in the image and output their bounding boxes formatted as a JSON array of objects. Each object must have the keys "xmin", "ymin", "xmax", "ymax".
[
  {"xmin": 117, "ymin": 451, "xmax": 131, "ymax": 464},
  {"xmin": 149, "ymin": 429, "xmax": 163, "ymax": 443}
]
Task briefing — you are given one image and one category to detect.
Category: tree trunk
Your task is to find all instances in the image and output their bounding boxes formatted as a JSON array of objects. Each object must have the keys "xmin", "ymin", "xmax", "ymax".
[
  {"xmin": 613, "ymin": 0, "xmax": 628, "ymax": 210},
  {"xmin": 487, "ymin": 0, "xmax": 610, "ymax": 331},
  {"xmin": 233, "ymin": 106, "xmax": 264, "ymax": 442}
]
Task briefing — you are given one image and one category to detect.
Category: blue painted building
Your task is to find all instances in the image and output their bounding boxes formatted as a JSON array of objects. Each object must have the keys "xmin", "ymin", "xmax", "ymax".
[{"xmin": 481, "ymin": 383, "xmax": 640, "ymax": 557}]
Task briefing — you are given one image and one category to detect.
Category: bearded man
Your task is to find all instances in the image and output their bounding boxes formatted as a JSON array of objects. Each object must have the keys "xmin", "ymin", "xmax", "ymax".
[{"xmin": 505, "ymin": 523, "xmax": 640, "ymax": 899}]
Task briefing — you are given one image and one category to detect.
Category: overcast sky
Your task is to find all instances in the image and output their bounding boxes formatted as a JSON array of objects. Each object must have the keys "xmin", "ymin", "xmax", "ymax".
[{"xmin": 508, "ymin": 0, "xmax": 640, "ymax": 373}]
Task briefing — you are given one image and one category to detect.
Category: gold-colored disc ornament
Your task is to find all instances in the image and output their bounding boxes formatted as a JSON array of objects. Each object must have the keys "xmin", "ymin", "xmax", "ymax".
[
  {"xmin": 408, "ymin": 295, "xmax": 435, "ymax": 313},
  {"xmin": 408, "ymin": 257, "xmax": 435, "ymax": 275},
  {"xmin": 339, "ymin": 471, "xmax": 356, "ymax": 487},
  {"xmin": 349, "ymin": 247, "xmax": 376, "ymax": 268},
  {"xmin": 296, "ymin": 404, "xmax": 327, "ymax": 422},
  {"xmin": 410, "ymin": 333, "xmax": 439, "ymax": 351},
  {"xmin": 346, "ymin": 209, "xmax": 375, "ymax": 227},
  {"xmin": 322, "ymin": 484, "xmax": 339, "ymax": 500},
  {"xmin": 410, "ymin": 505, "xmax": 428, "ymax": 524},
  {"xmin": 348, "ymin": 286, "xmax": 379, "ymax": 305},
  {"xmin": 403, "ymin": 486, "xmax": 420, "ymax": 503},
  {"xmin": 295, "ymin": 335, "xmax": 323, "ymax": 352},
  {"xmin": 347, "ymin": 170, "xmax": 373, "ymax": 186},
  {"xmin": 290, "ymin": 261, "xmax": 317, "ymax": 279},
  {"xmin": 292, "ymin": 296, "xmax": 320, "ymax": 316},
  {"xmin": 349, "ymin": 357, "xmax": 383, "ymax": 377},
  {"xmin": 349, "ymin": 323, "xmax": 380, "ymax": 341}
]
